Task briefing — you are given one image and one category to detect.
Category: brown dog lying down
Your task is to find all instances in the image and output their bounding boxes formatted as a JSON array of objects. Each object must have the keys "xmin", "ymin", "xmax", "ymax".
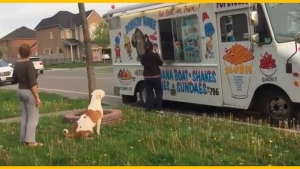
[{"xmin": 63, "ymin": 89, "xmax": 105, "ymax": 138}]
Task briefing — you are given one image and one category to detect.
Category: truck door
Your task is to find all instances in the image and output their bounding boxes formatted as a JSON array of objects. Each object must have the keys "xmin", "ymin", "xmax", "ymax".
[{"xmin": 216, "ymin": 9, "xmax": 253, "ymax": 108}]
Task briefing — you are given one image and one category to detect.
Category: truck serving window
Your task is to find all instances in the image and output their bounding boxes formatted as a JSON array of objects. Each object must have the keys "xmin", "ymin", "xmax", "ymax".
[
  {"xmin": 158, "ymin": 14, "xmax": 201, "ymax": 62},
  {"xmin": 220, "ymin": 14, "xmax": 248, "ymax": 42}
]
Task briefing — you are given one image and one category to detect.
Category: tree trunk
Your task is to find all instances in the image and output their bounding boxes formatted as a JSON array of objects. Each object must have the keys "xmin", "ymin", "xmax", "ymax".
[{"xmin": 78, "ymin": 3, "xmax": 96, "ymax": 101}]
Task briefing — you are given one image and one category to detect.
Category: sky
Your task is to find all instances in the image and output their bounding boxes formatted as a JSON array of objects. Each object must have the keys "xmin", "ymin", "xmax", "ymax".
[{"xmin": 0, "ymin": 3, "xmax": 136, "ymax": 38}]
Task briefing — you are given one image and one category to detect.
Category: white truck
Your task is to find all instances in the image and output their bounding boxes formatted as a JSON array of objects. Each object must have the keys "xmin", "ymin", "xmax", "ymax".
[{"xmin": 105, "ymin": 3, "xmax": 300, "ymax": 123}]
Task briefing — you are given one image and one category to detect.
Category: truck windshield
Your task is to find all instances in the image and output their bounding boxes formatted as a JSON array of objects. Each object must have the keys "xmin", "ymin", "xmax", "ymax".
[{"xmin": 265, "ymin": 3, "xmax": 300, "ymax": 43}]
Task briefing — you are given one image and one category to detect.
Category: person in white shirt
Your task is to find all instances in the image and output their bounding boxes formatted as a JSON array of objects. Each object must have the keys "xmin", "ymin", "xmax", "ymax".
[{"xmin": 153, "ymin": 43, "xmax": 161, "ymax": 56}]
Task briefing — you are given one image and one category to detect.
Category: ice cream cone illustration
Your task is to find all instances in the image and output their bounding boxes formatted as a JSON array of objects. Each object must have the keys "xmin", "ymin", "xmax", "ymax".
[
  {"xmin": 205, "ymin": 39, "xmax": 213, "ymax": 59},
  {"xmin": 124, "ymin": 34, "xmax": 132, "ymax": 60},
  {"xmin": 223, "ymin": 43, "xmax": 254, "ymax": 99},
  {"xmin": 202, "ymin": 12, "xmax": 215, "ymax": 59}
]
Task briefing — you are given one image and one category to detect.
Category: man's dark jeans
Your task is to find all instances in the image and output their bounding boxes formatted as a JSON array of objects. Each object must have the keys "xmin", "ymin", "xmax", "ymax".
[{"xmin": 144, "ymin": 77, "xmax": 163, "ymax": 111}]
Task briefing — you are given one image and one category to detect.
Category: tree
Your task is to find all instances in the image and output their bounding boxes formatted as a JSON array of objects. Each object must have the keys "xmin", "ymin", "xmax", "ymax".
[
  {"xmin": 0, "ymin": 50, "xmax": 3, "ymax": 59},
  {"xmin": 78, "ymin": 3, "xmax": 96, "ymax": 101},
  {"xmin": 93, "ymin": 22, "xmax": 110, "ymax": 63}
]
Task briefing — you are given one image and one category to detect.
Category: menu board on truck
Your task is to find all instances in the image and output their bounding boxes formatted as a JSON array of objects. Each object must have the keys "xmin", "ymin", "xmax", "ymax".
[{"xmin": 181, "ymin": 15, "xmax": 200, "ymax": 61}]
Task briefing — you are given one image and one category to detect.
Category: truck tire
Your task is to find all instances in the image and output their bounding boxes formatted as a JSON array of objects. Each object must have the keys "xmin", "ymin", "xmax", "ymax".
[
  {"xmin": 258, "ymin": 88, "xmax": 295, "ymax": 124},
  {"xmin": 40, "ymin": 70, "xmax": 44, "ymax": 74},
  {"xmin": 139, "ymin": 83, "xmax": 156, "ymax": 108},
  {"xmin": 122, "ymin": 95, "xmax": 137, "ymax": 104},
  {"xmin": 139, "ymin": 84, "xmax": 147, "ymax": 106}
]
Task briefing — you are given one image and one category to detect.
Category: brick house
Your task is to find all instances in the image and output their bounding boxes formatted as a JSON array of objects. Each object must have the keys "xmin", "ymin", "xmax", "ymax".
[
  {"xmin": 30, "ymin": 42, "xmax": 38, "ymax": 57},
  {"xmin": 34, "ymin": 10, "xmax": 107, "ymax": 61},
  {"xmin": 0, "ymin": 26, "xmax": 36, "ymax": 61}
]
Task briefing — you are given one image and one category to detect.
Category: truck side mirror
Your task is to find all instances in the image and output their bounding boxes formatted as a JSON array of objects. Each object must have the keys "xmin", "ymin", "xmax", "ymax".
[
  {"xmin": 250, "ymin": 11, "xmax": 259, "ymax": 26},
  {"xmin": 286, "ymin": 31, "xmax": 300, "ymax": 73},
  {"xmin": 251, "ymin": 34, "xmax": 259, "ymax": 43},
  {"xmin": 295, "ymin": 32, "xmax": 300, "ymax": 44},
  {"xmin": 286, "ymin": 63, "xmax": 292, "ymax": 73}
]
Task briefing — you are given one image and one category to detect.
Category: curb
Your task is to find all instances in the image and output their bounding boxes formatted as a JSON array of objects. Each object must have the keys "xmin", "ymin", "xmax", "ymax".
[
  {"xmin": 0, "ymin": 105, "xmax": 115, "ymax": 124},
  {"xmin": 44, "ymin": 65, "xmax": 112, "ymax": 71},
  {"xmin": 63, "ymin": 109, "xmax": 123, "ymax": 125}
]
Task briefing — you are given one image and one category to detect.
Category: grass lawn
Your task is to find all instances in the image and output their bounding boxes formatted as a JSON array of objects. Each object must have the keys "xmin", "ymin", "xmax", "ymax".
[
  {"xmin": 0, "ymin": 89, "xmax": 89, "ymax": 120},
  {"xmin": 0, "ymin": 106, "xmax": 299, "ymax": 165},
  {"xmin": 45, "ymin": 60, "xmax": 112, "ymax": 69}
]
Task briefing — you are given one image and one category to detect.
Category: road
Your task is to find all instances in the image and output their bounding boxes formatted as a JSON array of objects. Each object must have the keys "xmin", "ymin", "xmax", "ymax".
[{"xmin": 0, "ymin": 67, "xmax": 123, "ymax": 106}]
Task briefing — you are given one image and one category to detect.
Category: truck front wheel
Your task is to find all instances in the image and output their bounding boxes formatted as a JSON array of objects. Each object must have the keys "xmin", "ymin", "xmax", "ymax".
[
  {"xmin": 122, "ymin": 95, "xmax": 137, "ymax": 104},
  {"xmin": 259, "ymin": 88, "xmax": 295, "ymax": 124}
]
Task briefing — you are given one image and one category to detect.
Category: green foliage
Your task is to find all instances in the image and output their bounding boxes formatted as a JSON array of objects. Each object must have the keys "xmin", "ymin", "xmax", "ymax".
[{"xmin": 93, "ymin": 22, "xmax": 110, "ymax": 49}]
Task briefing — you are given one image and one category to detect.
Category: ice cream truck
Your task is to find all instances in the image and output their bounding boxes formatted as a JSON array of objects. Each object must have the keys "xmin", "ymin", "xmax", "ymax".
[{"xmin": 104, "ymin": 3, "xmax": 300, "ymax": 123}]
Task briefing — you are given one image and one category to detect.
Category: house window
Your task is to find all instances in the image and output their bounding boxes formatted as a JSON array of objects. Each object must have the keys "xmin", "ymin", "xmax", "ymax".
[
  {"xmin": 48, "ymin": 48, "xmax": 51, "ymax": 55},
  {"xmin": 56, "ymin": 47, "xmax": 60, "ymax": 54},
  {"xmin": 158, "ymin": 14, "xmax": 201, "ymax": 62},
  {"xmin": 61, "ymin": 31, "xmax": 64, "ymax": 39},
  {"xmin": 50, "ymin": 32, "xmax": 53, "ymax": 39},
  {"xmin": 67, "ymin": 30, "xmax": 72, "ymax": 39},
  {"xmin": 43, "ymin": 48, "xmax": 46, "ymax": 54},
  {"xmin": 220, "ymin": 14, "xmax": 248, "ymax": 42}
]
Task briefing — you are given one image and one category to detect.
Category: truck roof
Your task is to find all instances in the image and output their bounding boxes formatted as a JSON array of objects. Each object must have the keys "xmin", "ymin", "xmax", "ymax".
[{"xmin": 104, "ymin": 3, "xmax": 179, "ymax": 17}]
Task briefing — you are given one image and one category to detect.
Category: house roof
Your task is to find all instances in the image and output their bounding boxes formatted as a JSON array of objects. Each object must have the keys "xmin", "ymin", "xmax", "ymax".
[
  {"xmin": 0, "ymin": 26, "xmax": 36, "ymax": 40},
  {"xmin": 63, "ymin": 39, "xmax": 84, "ymax": 46},
  {"xmin": 31, "ymin": 42, "xmax": 37, "ymax": 48},
  {"xmin": 35, "ymin": 10, "xmax": 93, "ymax": 30}
]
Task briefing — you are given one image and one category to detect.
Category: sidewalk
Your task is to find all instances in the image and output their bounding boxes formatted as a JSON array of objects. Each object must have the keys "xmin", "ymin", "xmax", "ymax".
[
  {"xmin": 45, "ymin": 65, "xmax": 112, "ymax": 71},
  {"xmin": 0, "ymin": 105, "xmax": 115, "ymax": 124},
  {"xmin": 0, "ymin": 109, "xmax": 83, "ymax": 124}
]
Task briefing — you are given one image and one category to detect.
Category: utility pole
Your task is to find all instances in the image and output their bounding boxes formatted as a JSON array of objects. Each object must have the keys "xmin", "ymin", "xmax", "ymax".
[{"xmin": 78, "ymin": 3, "xmax": 96, "ymax": 101}]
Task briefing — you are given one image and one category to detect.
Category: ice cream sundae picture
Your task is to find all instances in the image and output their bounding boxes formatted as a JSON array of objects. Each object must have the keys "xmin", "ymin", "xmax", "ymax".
[
  {"xmin": 259, "ymin": 52, "xmax": 277, "ymax": 76},
  {"xmin": 202, "ymin": 12, "xmax": 215, "ymax": 59},
  {"xmin": 117, "ymin": 69, "xmax": 135, "ymax": 85}
]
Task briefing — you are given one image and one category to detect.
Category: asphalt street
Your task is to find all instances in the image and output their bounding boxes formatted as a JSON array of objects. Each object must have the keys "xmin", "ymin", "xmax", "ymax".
[{"xmin": 0, "ymin": 66, "xmax": 123, "ymax": 106}]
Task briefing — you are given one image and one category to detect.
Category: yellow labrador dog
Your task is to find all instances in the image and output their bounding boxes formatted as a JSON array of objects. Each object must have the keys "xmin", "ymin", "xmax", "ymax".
[{"xmin": 63, "ymin": 89, "xmax": 105, "ymax": 138}]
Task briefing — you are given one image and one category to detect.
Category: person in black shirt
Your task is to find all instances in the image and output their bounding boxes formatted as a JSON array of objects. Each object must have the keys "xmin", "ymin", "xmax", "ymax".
[
  {"xmin": 11, "ymin": 44, "xmax": 43, "ymax": 147},
  {"xmin": 140, "ymin": 43, "xmax": 164, "ymax": 113}
]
